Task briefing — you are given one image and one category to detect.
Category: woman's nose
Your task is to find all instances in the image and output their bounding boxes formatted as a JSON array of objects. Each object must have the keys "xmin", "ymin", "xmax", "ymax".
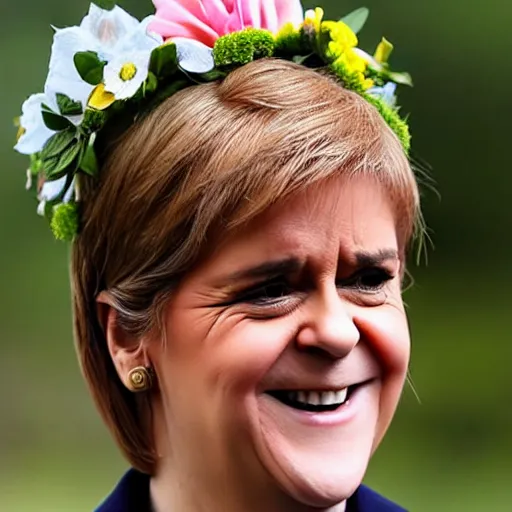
[{"xmin": 295, "ymin": 286, "xmax": 360, "ymax": 359}]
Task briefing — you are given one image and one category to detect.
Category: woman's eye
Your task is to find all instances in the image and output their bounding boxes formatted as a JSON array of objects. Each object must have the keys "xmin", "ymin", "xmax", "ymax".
[
  {"xmin": 228, "ymin": 277, "xmax": 303, "ymax": 318},
  {"xmin": 342, "ymin": 268, "xmax": 394, "ymax": 292},
  {"xmin": 240, "ymin": 279, "xmax": 293, "ymax": 305}
]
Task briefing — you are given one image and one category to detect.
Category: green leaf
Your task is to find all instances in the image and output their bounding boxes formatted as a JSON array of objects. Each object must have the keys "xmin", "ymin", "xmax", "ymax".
[
  {"xmin": 340, "ymin": 7, "xmax": 370, "ymax": 34},
  {"xmin": 79, "ymin": 134, "xmax": 99, "ymax": 177},
  {"xmin": 81, "ymin": 108, "xmax": 107, "ymax": 135},
  {"xmin": 56, "ymin": 93, "xmax": 83, "ymax": 116},
  {"xmin": 198, "ymin": 69, "xmax": 227, "ymax": 81},
  {"xmin": 92, "ymin": 0, "xmax": 116, "ymax": 11},
  {"xmin": 41, "ymin": 127, "xmax": 77, "ymax": 160},
  {"xmin": 45, "ymin": 143, "xmax": 82, "ymax": 179},
  {"xmin": 144, "ymin": 72, "xmax": 159, "ymax": 95},
  {"xmin": 292, "ymin": 54, "xmax": 311, "ymax": 65},
  {"xmin": 74, "ymin": 51, "xmax": 106, "ymax": 86},
  {"xmin": 42, "ymin": 110, "xmax": 73, "ymax": 131},
  {"xmin": 149, "ymin": 43, "xmax": 178, "ymax": 78},
  {"xmin": 387, "ymin": 71, "xmax": 413, "ymax": 87},
  {"xmin": 43, "ymin": 200, "xmax": 54, "ymax": 222}
]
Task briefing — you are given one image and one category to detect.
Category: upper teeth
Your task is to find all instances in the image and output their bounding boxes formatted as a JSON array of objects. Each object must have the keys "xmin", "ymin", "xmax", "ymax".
[{"xmin": 287, "ymin": 389, "xmax": 348, "ymax": 406}]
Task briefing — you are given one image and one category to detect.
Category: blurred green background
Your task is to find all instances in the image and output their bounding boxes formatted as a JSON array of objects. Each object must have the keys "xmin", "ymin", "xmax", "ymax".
[{"xmin": 1, "ymin": 0, "xmax": 510, "ymax": 510}]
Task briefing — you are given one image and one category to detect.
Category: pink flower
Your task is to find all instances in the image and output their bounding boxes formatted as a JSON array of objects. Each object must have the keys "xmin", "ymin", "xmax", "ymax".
[{"xmin": 150, "ymin": 0, "xmax": 304, "ymax": 47}]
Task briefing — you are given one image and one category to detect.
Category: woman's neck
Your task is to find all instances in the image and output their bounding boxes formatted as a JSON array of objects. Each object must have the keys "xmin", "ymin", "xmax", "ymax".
[{"xmin": 149, "ymin": 458, "xmax": 347, "ymax": 512}]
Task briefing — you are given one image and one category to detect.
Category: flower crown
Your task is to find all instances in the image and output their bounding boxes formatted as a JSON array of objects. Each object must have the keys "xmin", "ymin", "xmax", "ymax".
[{"xmin": 14, "ymin": 0, "xmax": 413, "ymax": 242}]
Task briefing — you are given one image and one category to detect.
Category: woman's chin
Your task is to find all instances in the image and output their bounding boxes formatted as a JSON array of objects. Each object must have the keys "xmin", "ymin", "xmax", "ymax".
[
  {"xmin": 264, "ymin": 447, "xmax": 368, "ymax": 508},
  {"xmin": 252, "ymin": 392, "xmax": 377, "ymax": 507}
]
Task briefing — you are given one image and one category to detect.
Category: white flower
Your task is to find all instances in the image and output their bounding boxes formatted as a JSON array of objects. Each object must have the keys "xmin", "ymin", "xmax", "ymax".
[
  {"xmin": 15, "ymin": 94, "xmax": 57, "ymax": 155},
  {"xmin": 173, "ymin": 38, "xmax": 214, "ymax": 74},
  {"xmin": 37, "ymin": 175, "xmax": 74, "ymax": 216},
  {"xmin": 104, "ymin": 52, "xmax": 153, "ymax": 100},
  {"xmin": 43, "ymin": 5, "xmax": 134, "ymax": 125},
  {"xmin": 14, "ymin": 84, "xmax": 84, "ymax": 156},
  {"xmin": 102, "ymin": 15, "xmax": 162, "ymax": 100},
  {"xmin": 15, "ymin": 4, "xmax": 164, "ymax": 155},
  {"xmin": 79, "ymin": 3, "xmax": 140, "ymax": 54},
  {"xmin": 46, "ymin": 4, "xmax": 162, "ymax": 108}
]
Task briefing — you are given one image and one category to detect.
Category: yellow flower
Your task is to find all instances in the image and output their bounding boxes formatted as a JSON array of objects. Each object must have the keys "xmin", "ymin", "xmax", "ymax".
[
  {"xmin": 323, "ymin": 20, "xmax": 358, "ymax": 54},
  {"xmin": 374, "ymin": 37, "xmax": 394, "ymax": 64},
  {"xmin": 303, "ymin": 7, "xmax": 324, "ymax": 34},
  {"xmin": 277, "ymin": 22, "xmax": 296, "ymax": 38},
  {"xmin": 361, "ymin": 77, "xmax": 374, "ymax": 90},
  {"xmin": 336, "ymin": 47, "xmax": 366, "ymax": 72},
  {"xmin": 88, "ymin": 83, "xmax": 116, "ymax": 111}
]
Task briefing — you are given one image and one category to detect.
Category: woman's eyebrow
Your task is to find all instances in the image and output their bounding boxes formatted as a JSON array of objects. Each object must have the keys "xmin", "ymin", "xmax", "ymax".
[
  {"xmin": 220, "ymin": 257, "xmax": 302, "ymax": 285},
  {"xmin": 215, "ymin": 249, "xmax": 398, "ymax": 287},
  {"xmin": 354, "ymin": 249, "xmax": 399, "ymax": 266}
]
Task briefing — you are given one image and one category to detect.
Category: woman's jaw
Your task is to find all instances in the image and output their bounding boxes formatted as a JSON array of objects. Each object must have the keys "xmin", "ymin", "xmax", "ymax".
[
  {"xmin": 147, "ymin": 176, "xmax": 410, "ymax": 511},
  {"xmin": 252, "ymin": 360, "xmax": 381, "ymax": 507}
]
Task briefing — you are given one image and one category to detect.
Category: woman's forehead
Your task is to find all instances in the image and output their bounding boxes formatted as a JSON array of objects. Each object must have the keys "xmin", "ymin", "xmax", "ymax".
[{"xmin": 198, "ymin": 177, "xmax": 400, "ymax": 278}]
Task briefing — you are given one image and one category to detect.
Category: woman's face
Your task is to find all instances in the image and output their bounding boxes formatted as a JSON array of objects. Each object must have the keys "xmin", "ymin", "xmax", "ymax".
[{"xmin": 149, "ymin": 175, "xmax": 410, "ymax": 508}]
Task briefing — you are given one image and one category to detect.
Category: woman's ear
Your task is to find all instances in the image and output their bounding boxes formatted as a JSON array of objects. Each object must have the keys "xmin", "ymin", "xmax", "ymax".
[{"xmin": 96, "ymin": 291, "xmax": 150, "ymax": 388}]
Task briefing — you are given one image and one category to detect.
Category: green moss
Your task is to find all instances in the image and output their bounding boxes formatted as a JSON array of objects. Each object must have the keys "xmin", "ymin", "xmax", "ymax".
[
  {"xmin": 364, "ymin": 94, "xmax": 411, "ymax": 153},
  {"xmin": 329, "ymin": 59, "xmax": 366, "ymax": 94},
  {"xmin": 274, "ymin": 23, "xmax": 309, "ymax": 57},
  {"xmin": 213, "ymin": 28, "xmax": 275, "ymax": 68},
  {"xmin": 50, "ymin": 202, "xmax": 79, "ymax": 242}
]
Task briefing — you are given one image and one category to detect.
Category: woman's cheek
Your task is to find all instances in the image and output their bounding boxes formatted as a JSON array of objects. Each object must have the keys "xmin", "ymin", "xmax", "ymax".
[
  {"xmin": 354, "ymin": 304, "xmax": 410, "ymax": 375},
  {"xmin": 223, "ymin": 319, "xmax": 298, "ymax": 386}
]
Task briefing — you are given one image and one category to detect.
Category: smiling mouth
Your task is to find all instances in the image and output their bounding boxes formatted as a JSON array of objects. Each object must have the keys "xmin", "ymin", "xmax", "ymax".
[{"xmin": 266, "ymin": 386, "xmax": 359, "ymax": 413}]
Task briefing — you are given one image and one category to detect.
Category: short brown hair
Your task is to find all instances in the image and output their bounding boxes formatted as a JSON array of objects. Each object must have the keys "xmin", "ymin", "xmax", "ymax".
[{"xmin": 71, "ymin": 59, "xmax": 420, "ymax": 473}]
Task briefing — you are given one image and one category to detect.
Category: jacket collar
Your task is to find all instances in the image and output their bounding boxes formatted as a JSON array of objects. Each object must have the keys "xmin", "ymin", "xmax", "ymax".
[{"xmin": 96, "ymin": 469, "xmax": 407, "ymax": 512}]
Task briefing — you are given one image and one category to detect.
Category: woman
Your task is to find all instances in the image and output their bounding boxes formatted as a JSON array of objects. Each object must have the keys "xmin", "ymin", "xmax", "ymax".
[{"xmin": 15, "ymin": 1, "xmax": 421, "ymax": 510}]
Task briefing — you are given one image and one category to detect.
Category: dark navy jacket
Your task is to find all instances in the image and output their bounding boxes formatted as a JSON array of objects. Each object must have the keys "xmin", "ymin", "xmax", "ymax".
[{"xmin": 96, "ymin": 469, "xmax": 407, "ymax": 511}]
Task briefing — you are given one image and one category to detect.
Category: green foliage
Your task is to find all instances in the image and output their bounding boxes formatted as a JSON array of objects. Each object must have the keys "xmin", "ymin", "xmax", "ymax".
[
  {"xmin": 149, "ymin": 43, "xmax": 178, "ymax": 78},
  {"xmin": 81, "ymin": 108, "xmax": 107, "ymax": 135},
  {"xmin": 56, "ymin": 93, "xmax": 83, "ymax": 116},
  {"xmin": 40, "ymin": 127, "xmax": 81, "ymax": 179},
  {"xmin": 44, "ymin": 143, "xmax": 82, "ymax": 179},
  {"xmin": 79, "ymin": 134, "xmax": 99, "ymax": 177},
  {"xmin": 50, "ymin": 202, "xmax": 79, "ymax": 241},
  {"xmin": 340, "ymin": 7, "xmax": 370, "ymax": 34},
  {"xmin": 213, "ymin": 29, "xmax": 275, "ymax": 68},
  {"xmin": 387, "ymin": 70, "xmax": 413, "ymax": 86},
  {"xmin": 92, "ymin": 0, "xmax": 116, "ymax": 11},
  {"xmin": 29, "ymin": 153, "xmax": 43, "ymax": 175},
  {"xmin": 73, "ymin": 51, "xmax": 106, "ymax": 86},
  {"xmin": 198, "ymin": 68, "xmax": 227, "ymax": 81},
  {"xmin": 364, "ymin": 93, "xmax": 411, "ymax": 153},
  {"xmin": 144, "ymin": 72, "xmax": 158, "ymax": 95},
  {"xmin": 41, "ymin": 128, "xmax": 76, "ymax": 160},
  {"xmin": 329, "ymin": 59, "xmax": 366, "ymax": 94},
  {"xmin": 41, "ymin": 108, "xmax": 73, "ymax": 131},
  {"xmin": 275, "ymin": 24, "xmax": 309, "ymax": 57}
]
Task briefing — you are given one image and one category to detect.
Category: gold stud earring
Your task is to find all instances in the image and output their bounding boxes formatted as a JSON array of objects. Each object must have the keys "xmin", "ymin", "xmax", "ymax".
[{"xmin": 127, "ymin": 366, "xmax": 154, "ymax": 393}]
